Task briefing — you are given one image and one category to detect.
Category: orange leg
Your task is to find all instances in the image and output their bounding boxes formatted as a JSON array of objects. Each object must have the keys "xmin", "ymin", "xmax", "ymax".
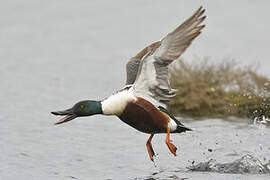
[
  {"xmin": 166, "ymin": 127, "xmax": 177, "ymax": 156},
  {"xmin": 146, "ymin": 134, "xmax": 155, "ymax": 161}
]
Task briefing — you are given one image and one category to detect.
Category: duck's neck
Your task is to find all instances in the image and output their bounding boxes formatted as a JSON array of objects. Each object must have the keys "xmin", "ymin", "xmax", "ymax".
[
  {"xmin": 101, "ymin": 89, "xmax": 136, "ymax": 116},
  {"xmin": 85, "ymin": 100, "xmax": 103, "ymax": 115}
]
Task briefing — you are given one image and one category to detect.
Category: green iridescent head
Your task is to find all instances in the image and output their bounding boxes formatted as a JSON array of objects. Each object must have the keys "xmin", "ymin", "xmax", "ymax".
[{"xmin": 51, "ymin": 100, "xmax": 102, "ymax": 125}]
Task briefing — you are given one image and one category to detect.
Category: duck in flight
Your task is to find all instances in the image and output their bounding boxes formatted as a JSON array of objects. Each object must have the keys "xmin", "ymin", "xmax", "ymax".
[{"xmin": 52, "ymin": 7, "xmax": 206, "ymax": 161}]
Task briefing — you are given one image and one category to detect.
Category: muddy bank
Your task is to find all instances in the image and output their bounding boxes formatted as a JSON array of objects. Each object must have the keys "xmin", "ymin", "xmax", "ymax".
[{"xmin": 168, "ymin": 59, "xmax": 270, "ymax": 120}]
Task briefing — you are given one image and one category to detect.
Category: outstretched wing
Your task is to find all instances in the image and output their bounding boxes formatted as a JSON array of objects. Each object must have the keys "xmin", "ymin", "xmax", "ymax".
[
  {"xmin": 125, "ymin": 41, "xmax": 160, "ymax": 85},
  {"xmin": 132, "ymin": 7, "xmax": 206, "ymax": 105}
]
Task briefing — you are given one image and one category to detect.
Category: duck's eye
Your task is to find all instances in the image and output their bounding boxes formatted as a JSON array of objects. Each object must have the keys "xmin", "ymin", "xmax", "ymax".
[{"xmin": 80, "ymin": 105, "xmax": 84, "ymax": 109}]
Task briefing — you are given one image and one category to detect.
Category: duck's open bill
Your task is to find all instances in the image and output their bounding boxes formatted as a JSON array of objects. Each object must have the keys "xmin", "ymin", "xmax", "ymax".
[{"xmin": 51, "ymin": 109, "xmax": 77, "ymax": 125}]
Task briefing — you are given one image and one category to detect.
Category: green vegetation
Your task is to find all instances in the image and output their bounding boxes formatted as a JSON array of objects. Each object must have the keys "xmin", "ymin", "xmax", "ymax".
[{"xmin": 168, "ymin": 58, "xmax": 270, "ymax": 120}]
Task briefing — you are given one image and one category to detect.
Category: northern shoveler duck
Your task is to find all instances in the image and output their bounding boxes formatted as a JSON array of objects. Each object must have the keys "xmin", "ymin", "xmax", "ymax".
[{"xmin": 52, "ymin": 7, "xmax": 206, "ymax": 161}]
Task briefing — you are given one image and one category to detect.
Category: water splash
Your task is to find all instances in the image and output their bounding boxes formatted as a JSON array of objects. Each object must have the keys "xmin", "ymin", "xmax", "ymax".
[
  {"xmin": 253, "ymin": 115, "xmax": 270, "ymax": 125},
  {"xmin": 187, "ymin": 154, "xmax": 270, "ymax": 174}
]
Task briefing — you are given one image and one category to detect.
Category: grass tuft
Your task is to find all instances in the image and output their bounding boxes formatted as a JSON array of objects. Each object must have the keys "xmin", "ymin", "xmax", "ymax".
[{"xmin": 168, "ymin": 58, "xmax": 270, "ymax": 120}]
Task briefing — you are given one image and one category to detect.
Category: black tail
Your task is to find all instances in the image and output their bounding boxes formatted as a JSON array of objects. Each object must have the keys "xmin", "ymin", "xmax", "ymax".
[
  {"xmin": 158, "ymin": 106, "xmax": 192, "ymax": 133},
  {"xmin": 174, "ymin": 125, "xmax": 192, "ymax": 133}
]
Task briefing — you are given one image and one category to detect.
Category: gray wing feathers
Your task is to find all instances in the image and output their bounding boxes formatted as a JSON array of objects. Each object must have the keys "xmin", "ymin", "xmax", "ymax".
[
  {"xmin": 152, "ymin": 57, "xmax": 177, "ymax": 102},
  {"xmin": 125, "ymin": 41, "xmax": 161, "ymax": 85},
  {"xmin": 155, "ymin": 6, "xmax": 205, "ymax": 62},
  {"xmin": 125, "ymin": 58, "xmax": 141, "ymax": 85},
  {"xmin": 133, "ymin": 7, "xmax": 206, "ymax": 104}
]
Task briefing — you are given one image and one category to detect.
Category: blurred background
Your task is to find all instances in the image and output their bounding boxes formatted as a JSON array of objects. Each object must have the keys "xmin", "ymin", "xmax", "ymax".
[{"xmin": 0, "ymin": 0, "xmax": 269, "ymax": 179}]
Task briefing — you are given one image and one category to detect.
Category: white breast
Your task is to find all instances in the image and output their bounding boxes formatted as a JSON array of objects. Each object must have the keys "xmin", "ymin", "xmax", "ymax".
[{"xmin": 101, "ymin": 89, "xmax": 136, "ymax": 116}]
